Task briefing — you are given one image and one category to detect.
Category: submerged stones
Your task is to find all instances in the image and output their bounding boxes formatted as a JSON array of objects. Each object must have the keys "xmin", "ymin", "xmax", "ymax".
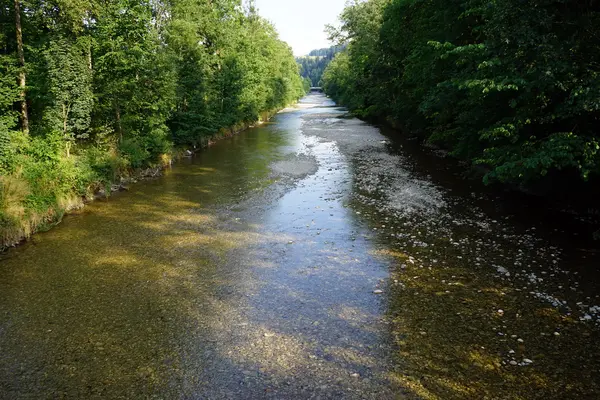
[{"xmin": 270, "ymin": 153, "xmax": 319, "ymax": 180}]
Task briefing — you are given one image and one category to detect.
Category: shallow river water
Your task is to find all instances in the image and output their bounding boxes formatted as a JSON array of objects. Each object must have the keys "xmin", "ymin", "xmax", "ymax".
[{"xmin": 1, "ymin": 94, "xmax": 599, "ymax": 399}]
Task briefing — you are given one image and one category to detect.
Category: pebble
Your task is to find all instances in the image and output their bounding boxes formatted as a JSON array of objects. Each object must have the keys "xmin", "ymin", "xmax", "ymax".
[
  {"xmin": 517, "ymin": 338, "xmax": 524, "ymax": 343},
  {"xmin": 509, "ymin": 361, "xmax": 518, "ymax": 366},
  {"xmin": 350, "ymin": 373, "xmax": 360, "ymax": 378},
  {"xmin": 373, "ymin": 290, "xmax": 384, "ymax": 294},
  {"xmin": 523, "ymin": 358, "xmax": 533, "ymax": 364}
]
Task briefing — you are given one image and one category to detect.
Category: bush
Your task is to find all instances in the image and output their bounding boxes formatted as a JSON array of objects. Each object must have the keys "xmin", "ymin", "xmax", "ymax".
[
  {"xmin": 119, "ymin": 131, "xmax": 172, "ymax": 169},
  {"xmin": 119, "ymin": 138, "xmax": 150, "ymax": 169}
]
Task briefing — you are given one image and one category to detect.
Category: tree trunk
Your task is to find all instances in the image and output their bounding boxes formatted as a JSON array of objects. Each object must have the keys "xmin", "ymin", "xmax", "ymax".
[
  {"xmin": 14, "ymin": 0, "xmax": 29, "ymax": 135},
  {"xmin": 63, "ymin": 103, "xmax": 72, "ymax": 157},
  {"xmin": 88, "ymin": 42, "xmax": 93, "ymax": 71},
  {"xmin": 115, "ymin": 104, "xmax": 123, "ymax": 143},
  {"xmin": 63, "ymin": 103, "xmax": 68, "ymax": 135}
]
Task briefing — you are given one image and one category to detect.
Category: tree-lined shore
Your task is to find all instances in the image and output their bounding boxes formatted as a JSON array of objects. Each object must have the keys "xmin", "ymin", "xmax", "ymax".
[
  {"xmin": 296, "ymin": 45, "xmax": 343, "ymax": 88},
  {"xmin": 323, "ymin": 0, "xmax": 600, "ymax": 195},
  {"xmin": 0, "ymin": 0, "xmax": 305, "ymax": 248}
]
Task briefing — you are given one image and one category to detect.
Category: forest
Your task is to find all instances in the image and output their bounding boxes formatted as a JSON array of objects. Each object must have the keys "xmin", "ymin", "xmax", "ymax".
[
  {"xmin": 295, "ymin": 45, "xmax": 343, "ymax": 87},
  {"xmin": 0, "ymin": 0, "xmax": 305, "ymax": 248},
  {"xmin": 323, "ymin": 0, "xmax": 600, "ymax": 191}
]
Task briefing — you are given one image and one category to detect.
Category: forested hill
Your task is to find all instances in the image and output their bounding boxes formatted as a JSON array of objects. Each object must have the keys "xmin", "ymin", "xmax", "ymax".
[
  {"xmin": 0, "ymin": 0, "xmax": 306, "ymax": 248},
  {"xmin": 323, "ymin": 0, "xmax": 600, "ymax": 195},
  {"xmin": 296, "ymin": 45, "xmax": 344, "ymax": 87}
]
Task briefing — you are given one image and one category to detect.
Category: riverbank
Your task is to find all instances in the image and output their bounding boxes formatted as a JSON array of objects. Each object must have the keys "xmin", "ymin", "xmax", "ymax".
[
  {"xmin": 0, "ymin": 107, "xmax": 283, "ymax": 251},
  {"xmin": 334, "ymin": 107, "xmax": 600, "ymax": 243},
  {"xmin": 1, "ymin": 93, "xmax": 598, "ymax": 399}
]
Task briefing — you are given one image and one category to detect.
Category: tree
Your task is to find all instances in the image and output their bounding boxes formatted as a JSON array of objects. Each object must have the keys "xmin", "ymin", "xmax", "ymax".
[
  {"xmin": 13, "ymin": 0, "xmax": 27, "ymax": 134},
  {"xmin": 44, "ymin": 36, "xmax": 93, "ymax": 156},
  {"xmin": 92, "ymin": 0, "xmax": 176, "ymax": 165},
  {"xmin": 322, "ymin": 0, "xmax": 600, "ymax": 188},
  {"xmin": 295, "ymin": 45, "xmax": 344, "ymax": 87},
  {"xmin": 0, "ymin": 29, "xmax": 20, "ymax": 170}
]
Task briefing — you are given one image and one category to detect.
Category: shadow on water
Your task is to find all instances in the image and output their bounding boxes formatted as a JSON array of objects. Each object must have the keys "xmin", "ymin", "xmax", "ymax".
[
  {"xmin": 380, "ymin": 125, "xmax": 600, "ymax": 250},
  {"xmin": 340, "ymin": 118, "xmax": 600, "ymax": 398}
]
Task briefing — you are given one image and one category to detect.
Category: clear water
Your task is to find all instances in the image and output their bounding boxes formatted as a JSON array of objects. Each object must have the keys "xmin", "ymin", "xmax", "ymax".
[{"xmin": 1, "ymin": 94, "xmax": 598, "ymax": 399}]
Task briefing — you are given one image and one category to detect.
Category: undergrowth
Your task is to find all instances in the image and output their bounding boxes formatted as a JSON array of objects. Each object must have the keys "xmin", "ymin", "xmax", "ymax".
[{"xmin": 0, "ymin": 132, "xmax": 171, "ymax": 249}]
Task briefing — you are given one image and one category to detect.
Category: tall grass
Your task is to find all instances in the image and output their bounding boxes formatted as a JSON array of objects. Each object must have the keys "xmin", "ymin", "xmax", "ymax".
[
  {"xmin": 0, "ymin": 172, "xmax": 33, "ymax": 245},
  {"xmin": 0, "ymin": 136, "xmax": 170, "ymax": 249}
]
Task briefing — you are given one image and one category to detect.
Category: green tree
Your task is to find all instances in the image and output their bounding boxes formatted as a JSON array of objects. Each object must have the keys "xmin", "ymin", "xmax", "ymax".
[
  {"xmin": 323, "ymin": 0, "xmax": 600, "ymax": 187},
  {"xmin": 13, "ymin": 0, "xmax": 28, "ymax": 134},
  {"xmin": 0, "ymin": 30, "xmax": 20, "ymax": 170},
  {"xmin": 296, "ymin": 45, "xmax": 344, "ymax": 87},
  {"xmin": 92, "ymin": 0, "xmax": 176, "ymax": 166},
  {"xmin": 43, "ymin": 36, "xmax": 93, "ymax": 156}
]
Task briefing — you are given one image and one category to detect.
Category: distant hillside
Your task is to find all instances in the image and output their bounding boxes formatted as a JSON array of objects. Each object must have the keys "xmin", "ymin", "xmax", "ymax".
[{"xmin": 296, "ymin": 45, "xmax": 344, "ymax": 87}]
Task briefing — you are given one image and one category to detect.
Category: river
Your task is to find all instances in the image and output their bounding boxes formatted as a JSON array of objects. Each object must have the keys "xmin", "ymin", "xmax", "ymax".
[{"xmin": 1, "ymin": 94, "xmax": 599, "ymax": 399}]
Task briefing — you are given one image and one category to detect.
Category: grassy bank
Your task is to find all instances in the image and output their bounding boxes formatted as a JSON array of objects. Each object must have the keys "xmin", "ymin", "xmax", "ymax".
[
  {"xmin": 0, "ymin": 107, "xmax": 283, "ymax": 250},
  {"xmin": 1, "ymin": 1, "xmax": 308, "ymax": 250}
]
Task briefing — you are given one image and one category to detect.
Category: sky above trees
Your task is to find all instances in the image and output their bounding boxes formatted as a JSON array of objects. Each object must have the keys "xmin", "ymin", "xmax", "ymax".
[{"xmin": 254, "ymin": 0, "xmax": 346, "ymax": 56}]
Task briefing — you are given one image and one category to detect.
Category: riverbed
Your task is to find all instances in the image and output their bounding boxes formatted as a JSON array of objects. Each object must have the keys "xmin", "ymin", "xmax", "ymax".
[{"xmin": 1, "ymin": 94, "xmax": 599, "ymax": 399}]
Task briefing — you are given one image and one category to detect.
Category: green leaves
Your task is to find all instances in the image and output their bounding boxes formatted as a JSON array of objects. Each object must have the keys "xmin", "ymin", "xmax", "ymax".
[
  {"xmin": 296, "ymin": 46, "xmax": 344, "ymax": 87},
  {"xmin": 43, "ymin": 36, "xmax": 93, "ymax": 143},
  {"xmin": 478, "ymin": 132, "xmax": 600, "ymax": 184},
  {"xmin": 0, "ymin": 31, "xmax": 20, "ymax": 171},
  {"xmin": 166, "ymin": 0, "xmax": 303, "ymax": 146},
  {"xmin": 323, "ymin": 0, "xmax": 600, "ymax": 188}
]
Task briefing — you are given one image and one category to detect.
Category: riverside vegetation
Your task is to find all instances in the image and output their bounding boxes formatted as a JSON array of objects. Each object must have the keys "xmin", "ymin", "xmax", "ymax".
[
  {"xmin": 322, "ymin": 0, "xmax": 600, "ymax": 206},
  {"xmin": 295, "ymin": 45, "xmax": 343, "ymax": 88},
  {"xmin": 0, "ymin": 0, "xmax": 306, "ymax": 248}
]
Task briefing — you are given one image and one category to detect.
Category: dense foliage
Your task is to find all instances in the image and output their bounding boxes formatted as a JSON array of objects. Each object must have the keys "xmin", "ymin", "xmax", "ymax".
[
  {"xmin": 0, "ymin": 0, "xmax": 305, "ymax": 247},
  {"xmin": 323, "ymin": 0, "xmax": 600, "ymax": 188},
  {"xmin": 296, "ymin": 45, "xmax": 343, "ymax": 87}
]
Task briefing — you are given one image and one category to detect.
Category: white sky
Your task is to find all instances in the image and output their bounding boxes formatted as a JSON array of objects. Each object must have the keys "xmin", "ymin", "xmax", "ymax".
[{"xmin": 254, "ymin": 0, "xmax": 347, "ymax": 56}]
